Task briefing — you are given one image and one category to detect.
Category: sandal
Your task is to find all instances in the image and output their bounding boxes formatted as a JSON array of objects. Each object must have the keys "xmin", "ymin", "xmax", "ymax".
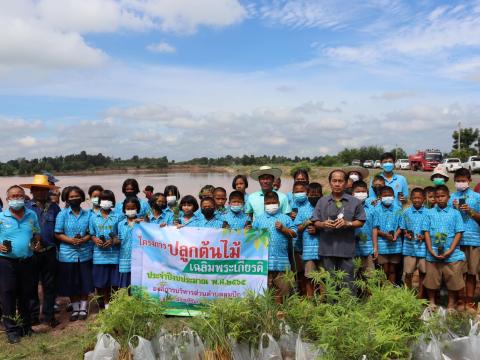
[
  {"xmin": 70, "ymin": 311, "xmax": 79, "ymax": 322},
  {"xmin": 78, "ymin": 310, "xmax": 88, "ymax": 321}
]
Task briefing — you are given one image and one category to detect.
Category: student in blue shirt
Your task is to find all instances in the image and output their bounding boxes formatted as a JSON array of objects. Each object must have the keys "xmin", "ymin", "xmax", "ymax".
[
  {"xmin": 369, "ymin": 152, "xmax": 409, "ymax": 207},
  {"xmin": 177, "ymin": 195, "xmax": 203, "ymax": 227},
  {"xmin": 287, "ymin": 168, "xmax": 310, "ymax": 207},
  {"xmin": 294, "ymin": 182, "xmax": 322, "ymax": 297},
  {"xmin": 89, "ymin": 190, "xmax": 122, "ymax": 309},
  {"xmin": 88, "ymin": 185, "xmax": 103, "ymax": 215},
  {"xmin": 54, "ymin": 186, "xmax": 93, "ymax": 322},
  {"xmin": 213, "ymin": 187, "xmax": 228, "ymax": 218},
  {"xmin": 372, "ymin": 186, "xmax": 403, "ymax": 284},
  {"xmin": 232, "ymin": 175, "xmax": 249, "ymax": 205},
  {"xmin": 0, "ymin": 185, "xmax": 41, "ymax": 343},
  {"xmin": 199, "ymin": 197, "xmax": 225, "ymax": 229},
  {"xmin": 449, "ymin": 168, "xmax": 480, "ymax": 311},
  {"xmin": 424, "ymin": 185, "xmax": 465, "ymax": 310},
  {"xmin": 424, "ymin": 186, "xmax": 436, "ymax": 209},
  {"xmin": 115, "ymin": 178, "xmax": 151, "ymax": 218},
  {"xmin": 253, "ymin": 191, "xmax": 297, "ymax": 304},
  {"xmin": 352, "ymin": 181, "xmax": 375, "ymax": 276},
  {"xmin": 164, "ymin": 185, "xmax": 181, "ymax": 221},
  {"xmin": 367, "ymin": 175, "xmax": 385, "ymax": 207},
  {"xmin": 147, "ymin": 193, "xmax": 174, "ymax": 226},
  {"xmin": 400, "ymin": 188, "xmax": 428, "ymax": 299},
  {"xmin": 118, "ymin": 197, "xmax": 144, "ymax": 289},
  {"xmin": 223, "ymin": 191, "xmax": 250, "ymax": 230}
]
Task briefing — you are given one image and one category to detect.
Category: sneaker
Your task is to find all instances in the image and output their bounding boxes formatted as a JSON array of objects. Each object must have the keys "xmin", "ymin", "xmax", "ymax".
[
  {"xmin": 70, "ymin": 311, "xmax": 79, "ymax": 322},
  {"xmin": 78, "ymin": 310, "xmax": 88, "ymax": 321},
  {"xmin": 7, "ymin": 333, "xmax": 21, "ymax": 344}
]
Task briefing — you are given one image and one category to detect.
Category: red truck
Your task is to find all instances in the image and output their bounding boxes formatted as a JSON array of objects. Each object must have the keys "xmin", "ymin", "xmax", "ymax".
[{"xmin": 408, "ymin": 149, "xmax": 443, "ymax": 171}]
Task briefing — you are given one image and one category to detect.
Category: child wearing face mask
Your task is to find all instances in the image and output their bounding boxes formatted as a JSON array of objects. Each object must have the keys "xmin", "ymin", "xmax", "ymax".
[
  {"xmin": 199, "ymin": 197, "xmax": 225, "ymax": 228},
  {"xmin": 253, "ymin": 191, "xmax": 297, "ymax": 304},
  {"xmin": 88, "ymin": 185, "xmax": 104, "ymax": 214},
  {"xmin": 352, "ymin": 181, "xmax": 376, "ymax": 277},
  {"xmin": 89, "ymin": 190, "xmax": 122, "ymax": 309},
  {"xmin": 372, "ymin": 186, "xmax": 403, "ymax": 284},
  {"xmin": 400, "ymin": 188, "xmax": 428, "ymax": 299},
  {"xmin": 294, "ymin": 182, "xmax": 322, "ymax": 297},
  {"xmin": 147, "ymin": 193, "xmax": 173, "ymax": 227},
  {"xmin": 118, "ymin": 197, "xmax": 143, "ymax": 289},
  {"xmin": 115, "ymin": 178, "xmax": 151, "ymax": 219},
  {"xmin": 164, "ymin": 185, "xmax": 181, "ymax": 221},
  {"xmin": 448, "ymin": 168, "xmax": 480, "ymax": 312},
  {"xmin": 367, "ymin": 175, "xmax": 385, "ymax": 207},
  {"xmin": 223, "ymin": 191, "xmax": 250, "ymax": 230}
]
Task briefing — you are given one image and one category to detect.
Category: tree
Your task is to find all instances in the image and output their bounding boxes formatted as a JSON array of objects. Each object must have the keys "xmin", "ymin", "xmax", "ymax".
[
  {"xmin": 390, "ymin": 147, "xmax": 407, "ymax": 159},
  {"xmin": 452, "ymin": 128, "xmax": 479, "ymax": 152}
]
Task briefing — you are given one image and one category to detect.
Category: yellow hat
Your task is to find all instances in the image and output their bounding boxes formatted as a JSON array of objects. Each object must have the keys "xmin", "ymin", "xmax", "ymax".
[{"xmin": 20, "ymin": 175, "xmax": 59, "ymax": 189}]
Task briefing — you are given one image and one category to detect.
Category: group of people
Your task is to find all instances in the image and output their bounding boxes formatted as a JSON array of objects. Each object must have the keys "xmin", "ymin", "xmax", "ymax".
[{"xmin": 0, "ymin": 152, "xmax": 479, "ymax": 344}]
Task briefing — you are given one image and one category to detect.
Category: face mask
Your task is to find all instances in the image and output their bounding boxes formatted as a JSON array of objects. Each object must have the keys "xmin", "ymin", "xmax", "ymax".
[
  {"xmin": 294, "ymin": 192, "xmax": 307, "ymax": 202},
  {"xmin": 265, "ymin": 204, "xmax": 279, "ymax": 215},
  {"xmin": 308, "ymin": 196, "xmax": 320, "ymax": 207},
  {"xmin": 230, "ymin": 205, "xmax": 244, "ymax": 213},
  {"xmin": 349, "ymin": 174, "xmax": 360, "ymax": 182},
  {"xmin": 125, "ymin": 209, "xmax": 137, "ymax": 218},
  {"xmin": 201, "ymin": 208, "xmax": 215, "ymax": 218},
  {"xmin": 125, "ymin": 191, "xmax": 137, "ymax": 197},
  {"xmin": 166, "ymin": 196, "xmax": 177, "ymax": 205},
  {"xmin": 382, "ymin": 163, "xmax": 394, "ymax": 173},
  {"xmin": 8, "ymin": 199, "xmax": 24, "ymax": 211},
  {"xmin": 68, "ymin": 198, "xmax": 82, "ymax": 209},
  {"xmin": 100, "ymin": 200, "xmax": 113, "ymax": 210},
  {"xmin": 354, "ymin": 192, "xmax": 368, "ymax": 202},
  {"xmin": 91, "ymin": 197, "xmax": 100, "ymax": 206},
  {"xmin": 153, "ymin": 203, "xmax": 167, "ymax": 212},
  {"xmin": 432, "ymin": 178, "xmax": 445, "ymax": 186},
  {"xmin": 455, "ymin": 182, "xmax": 469, "ymax": 192},
  {"xmin": 381, "ymin": 196, "xmax": 394, "ymax": 206}
]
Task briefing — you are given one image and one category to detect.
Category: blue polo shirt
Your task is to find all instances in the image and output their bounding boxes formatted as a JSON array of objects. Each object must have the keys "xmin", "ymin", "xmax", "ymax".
[
  {"xmin": 54, "ymin": 208, "xmax": 92, "ymax": 263},
  {"xmin": 118, "ymin": 220, "xmax": 135, "ymax": 273},
  {"xmin": 355, "ymin": 202, "xmax": 375, "ymax": 257},
  {"xmin": 448, "ymin": 188, "xmax": 480, "ymax": 247},
  {"xmin": 0, "ymin": 208, "xmax": 40, "ymax": 259},
  {"xmin": 179, "ymin": 212, "xmax": 205, "ymax": 227},
  {"xmin": 245, "ymin": 190, "xmax": 291, "ymax": 218},
  {"xmin": 89, "ymin": 210, "xmax": 121, "ymax": 264},
  {"xmin": 425, "ymin": 205, "xmax": 465, "ymax": 263},
  {"xmin": 26, "ymin": 201, "xmax": 61, "ymax": 248},
  {"xmin": 147, "ymin": 208, "xmax": 174, "ymax": 226},
  {"xmin": 373, "ymin": 203, "xmax": 403, "ymax": 255},
  {"xmin": 198, "ymin": 216, "xmax": 224, "ymax": 229},
  {"xmin": 293, "ymin": 201, "xmax": 319, "ymax": 260},
  {"xmin": 115, "ymin": 198, "xmax": 151, "ymax": 219},
  {"xmin": 400, "ymin": 206, "xmax": 428, "ymax": 258},
  {"xmin": 369, "ymin": 172, "xmax": 409, "ymax": 207},
  {"xmin": 223, "ymin": 209, "xmax": 249, "ymax": 230}
]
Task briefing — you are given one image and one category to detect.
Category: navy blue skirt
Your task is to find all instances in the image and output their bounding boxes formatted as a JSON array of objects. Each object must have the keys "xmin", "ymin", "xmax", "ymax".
[
  {"xmin": 57, "ymin": 260, "xmax": 94, "ymax": 297},
  {"xmin": 92, "ymin": 264, "xmax": 120, "ymax": 289},
  {"xmin": 118, "ymin": 272, "xmax": 131, "ymax": 288}
]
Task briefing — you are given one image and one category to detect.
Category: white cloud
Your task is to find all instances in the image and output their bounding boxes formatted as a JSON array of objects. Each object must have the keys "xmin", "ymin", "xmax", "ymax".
[
  {"xmin": 17, "ymin": 136, "xmax": 37, "ymax": 147},
  {"xmin": 146, "ymin": 42, "xmax": 176, "ymax": 54},
  {"xmin": 371, "ymin": 91, "xmax": 416, "ymax": 101}
]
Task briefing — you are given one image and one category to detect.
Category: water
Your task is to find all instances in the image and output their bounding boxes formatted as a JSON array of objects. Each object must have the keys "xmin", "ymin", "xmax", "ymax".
[{"xmin": 0, "ymin": 172, "xmax": 294, "ymax": 204}]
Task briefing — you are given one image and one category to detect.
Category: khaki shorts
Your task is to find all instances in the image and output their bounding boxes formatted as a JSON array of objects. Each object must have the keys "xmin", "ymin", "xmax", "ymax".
[
  {"xmin": 377, "ymin": 254, "xmax": 402, "ymax": 265},
  {"xmin": 304, "ymin": 260, "xmax": 318, "ymax": 277},
  {"xmin": 424, "ymin": 261, "xmax": 465, "ymax": 291},
  {"xmin": 403, "ymin": 256, "xmax": 426, "ymax": 275},
  {"xmin": 461, "ymin": 246, "xmax": 480, "ymax": 275},
  {"xmin": 356, "ymin": 256, "xmax": 374, "ymax": 273},
  {"xmin": 268, "ymin": 271, "xmax": 291, "ymax": 297}
]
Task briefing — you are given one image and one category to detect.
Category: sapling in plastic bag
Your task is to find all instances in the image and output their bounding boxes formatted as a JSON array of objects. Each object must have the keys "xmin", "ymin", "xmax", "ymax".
[
  {"xmin": 441, "ymin": 320, "xmax": 480, "ymax": 360},
  {"xmin": 295, "ymin": 328, "xmax": 321, "ymax": 360},
  {"xmin": 176, "ymin": 328, "xmax": 205, "ymax": 360},
  {"xmin": 230, "ymin": 338, "xmax": 253, "ymax": 360},
  {"xmin": 129, "ymin": 335, "xmax": 156, "ymax": 360},
  {"xmin": 258, "ymin": 333, "xmax": 282, "ymax": 360},
  {"xmin": 278, "ymin": 323, "xmax": 296, "ymax": 360},
  {"xmin": 86, "ymin": 333, "xmax": 121, "ymax": 360},
  {"xmin": 152, "ymin": 328, "xmax": 179, "ymax": 360}
]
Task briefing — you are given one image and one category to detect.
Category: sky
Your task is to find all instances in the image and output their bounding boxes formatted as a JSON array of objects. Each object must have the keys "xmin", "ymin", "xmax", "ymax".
[{"xmin": 0, "ymin": 0, "xmax": 479, "ymax": 161}]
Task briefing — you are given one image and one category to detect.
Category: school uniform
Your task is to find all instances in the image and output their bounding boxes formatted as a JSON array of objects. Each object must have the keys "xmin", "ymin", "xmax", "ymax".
[
  {"xmin": 368, "ymin": 172, "xmax": 409, "ymax": 207},
  {"xmin": 0, "ymin": 208, "xmax": 40, "ymax": 337},
  {"xmin": 147, "ymin": 208, "xmax": 174, "ymax": 226},
  {"xmin": 400, "ymin": 206, "xmax": 428, "ymax": 275},
  {"xmin": 373, "ymin": 203, "xmax": 403, "ymax": 265},
  {"xmin": 245, "ymin": 190, "xmax": 292, "ymax": 218},
  {"xmin": 179, "ymin": 212, "xmax": 205, "ymax": 227},
  {"xmin": 118, "ymin": 220, "xmax": 135, "ymax": 288},
  {"xmin": 198, "ymin": 215, "xmax": 224, "ymax": 229},
  {"xmin": 293, "ymin": 199, "xmax": 319, "ymax": 276},
  {"xmin": 54, "ymin": 208, "xmax": 93, "ymax": 297},
  {"xmin": 89, "ymin": 211, "xmax": 122, "ymax": 289},
  {"xmin": 115, "ymin": 197, "xmax": 151, "ymax": 218},
  {"xmin": 424, "ymin": 205, "xmax": 465, "ymax": 291},
  {"xmin": 223, "ymin": 209, "xmax": 249, "ymax": 230},
  {"xmin": 448, "ymin": 188, "xmax": 480, "ymax": 275},
  {"xmin": 354, "ymin": 202, "xmax": 375, "ymax": 272}
]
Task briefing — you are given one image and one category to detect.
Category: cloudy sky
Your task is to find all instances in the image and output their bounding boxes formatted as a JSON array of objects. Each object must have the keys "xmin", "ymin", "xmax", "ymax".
[{"xmin": 0, "ymin": 0, "xmax": 479, "ymax": 161}]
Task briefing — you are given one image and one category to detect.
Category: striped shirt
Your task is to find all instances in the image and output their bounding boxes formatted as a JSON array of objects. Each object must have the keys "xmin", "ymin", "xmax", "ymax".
[
  {"xmin": 355, "ymin": 202, "xmax": 375, "ymax": 257},
  {"xmin": 223, "ymin": 210, "xmax": 249, "ymax": 230},
  {"xmin": 400, "ymin": 206, "xmax": 428, "ymax": 258},
  {"xmin": 373, "ymin": 203, "xmax": 403, "ymax": 255},
  {"xmin": 449, "ymin": 188, "xmax": 480, "ymax": 247},
  {"xmin": 118, "ymin": 220, "xmax": 135, "ymax": 273}
]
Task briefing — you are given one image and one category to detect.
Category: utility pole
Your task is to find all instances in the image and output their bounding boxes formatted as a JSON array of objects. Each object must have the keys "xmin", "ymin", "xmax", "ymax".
[
  {"xmin": 458, "ymin": 122, "xmax": 461, "ymax": 151},
  {"xmin": 395, "ymin": 144, "xmax": 398, "ymax": 160}
]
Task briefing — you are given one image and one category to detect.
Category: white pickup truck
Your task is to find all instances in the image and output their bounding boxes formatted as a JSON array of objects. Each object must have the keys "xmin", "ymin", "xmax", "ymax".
[{"xmin": 463, "ymin": 156, "xmax": 480, "ymax": 173}]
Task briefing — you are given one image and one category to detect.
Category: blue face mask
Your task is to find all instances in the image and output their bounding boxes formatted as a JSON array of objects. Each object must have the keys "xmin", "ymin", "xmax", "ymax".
[
  {"xmin": 381, "ymin": 196, "xmax": 394, "ymax": 206},
  {"xmin": 8, "ymin": 199, "xmax": 25, "ymax": 211},
  {"xmin": 294, "ymin": 192, "xmax": 307, "ymax": 202},
  {"xmin": 230, "ymin": 205, "xmax": 243, "ymax": 213},
  {"xmin": 382, "ymin": 163, "xmax": 394, "ymax": 173}
]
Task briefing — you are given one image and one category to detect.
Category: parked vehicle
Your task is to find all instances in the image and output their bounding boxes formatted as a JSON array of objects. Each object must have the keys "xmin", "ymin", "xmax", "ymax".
[
  {"xmin": 374, "ymin": 160, "xmax": 381, "ymax": 169},
  {"xmin": 463, "ymin": 156, "xmax": 480, "ymax": 173},
  {"xmin": 395, "ymin": 159, "xmax": 411, "ymax": 170},
  {"xmin": 351, "ymin": 159, "xmax": 361, "ymax": 166},
  {"xmin": 363, "ymin": 160, "xmax": 374, "ymax": 168},
  {"xmin": 441, "ymin": 158, "xmax": 462, "ymax": 173},
  {"xmin": 408, "ymin": 149, "xmax": 443, "ymax": 171}
]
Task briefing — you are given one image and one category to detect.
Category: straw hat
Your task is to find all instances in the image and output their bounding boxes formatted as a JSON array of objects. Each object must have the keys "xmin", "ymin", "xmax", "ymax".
[
  {"xmin": 20, "ymin": 174, "xmax": 59, "ymax": 189},
  {"xmin": 342, "ymin": 166, "xmax": 369, "ymax": 180},
  {"xmin": 250, "ymin": 166, "xmax": 282, "ymax": 181},
  {"xmin": 430, "ymin": 165, "xmax": 450, "ymax": 181}
]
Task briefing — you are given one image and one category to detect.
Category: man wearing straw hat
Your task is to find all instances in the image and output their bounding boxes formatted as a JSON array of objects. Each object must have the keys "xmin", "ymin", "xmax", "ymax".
[
  {"xmin": 21, "ymin": 175, "xmax": 61, "ymax": 328},
  {"xmin": 245, "ymin": 166, "xmax": 292, "ymax": 218}
]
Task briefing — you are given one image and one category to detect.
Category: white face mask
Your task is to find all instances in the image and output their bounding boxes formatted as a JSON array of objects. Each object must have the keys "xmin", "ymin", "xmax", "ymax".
[
  {"xmin": 125, "ymin": 209, "xmax": 137, "ymax": 218},
  {"xmin": 91, "ymin": 197, "xmax": 100, "ymax": 206},
  {"xmin": 100, "ymin": 200, "xmax": 113, "ymax": 210},
  {"xmin": 265, "ymin": 204, "xmax": 279, "ymax": 215},
  {"xmin": 349, "ymin": 174, "xmax": 360, "ymax": 182},
  {"xmin": 354, "ymin": 192, "xmax": 368, "ymax": 201},
  {"xmin": 455, "ymin": 182, "xmax": 469, "ymax": 192},
  {"xmin": 166, "ymin": 196, "xmax": 177, "ymax": 205}
]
